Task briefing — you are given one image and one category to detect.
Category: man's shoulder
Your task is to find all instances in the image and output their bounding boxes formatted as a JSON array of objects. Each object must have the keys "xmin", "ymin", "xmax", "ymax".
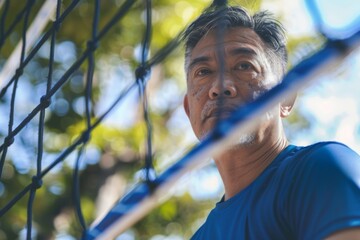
[
  {"xmin": 282, "ymin": 141, "xmax": 360, "ymax": 190},
  {"xmin": 280, "ymin": 141, "xmax": 360, "ymax": 239},
  {"xmin": 285, "ymin": 141, "xmax": 359, "ymax": 169},
  {"xmin": 302, "ymin": 141, "xmax": 355, "ymax": 156},
  {"xmin": 274, "ymin": 141, "xmax": 360, "ymax": 193}
]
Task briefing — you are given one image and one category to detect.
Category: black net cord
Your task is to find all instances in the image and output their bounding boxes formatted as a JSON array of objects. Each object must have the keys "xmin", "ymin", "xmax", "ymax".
[
  {"xmin": 0, "ymin": 0, "xmax": 27, "ymax": 50},
  {"xmin": 0, "ymin": 0, "xmax": 219, "ymax": 219},
  {"xmin": 0, "ymin": 0, "xmax": 10, "ymax": 48},
  {"xmin": 0, "ymin": 0, "xmax": 35, "ymax": 178},
  {"xmin": 0, "ymin": 0, "xmax": 136, "ymax": 219},
  {"xmin": 25, "ymin": 0, "xmax": 62, "ymax": 239},
  {"xmin": 73, "ymin": 145, "xmax": 87, "ymax": 233},
  {"xmin": 0, "ymin": 0, "xmax": 135, "ymax": 154},
  {"xmin": 214, "ymin": 9, "xmax": 228, "ymax": 134},
  {"xmin": 36, "ymin": 0, "xmax": 62, "ymax": 186},
  {"xmin": 0, "ymin": 0, "xmax": 228, "ymax": 235},
  {"xmin": 73, "ymin": 0, "xmax": 101, "ymax": 235},
  {"xmin": 0, "ymin": 0, "xmax": 82, "ymax": 100},
  {"xmin": 0, "ymin": 1, "xmax": 83, "ymax": 180},
  {"xmin": 136, "ymin": 0, "xmax": 155, "ymax": 184},
  {"xmin": 0, "ymin": 0, "xmax": 225, "ymax": 219},
  {"xmin": 16, "ymin": 1, "xmax": 36, "ymax": 238},
  {"xmin": 1, "ymin": 0, "xmax": 356, "ymax": 237}
]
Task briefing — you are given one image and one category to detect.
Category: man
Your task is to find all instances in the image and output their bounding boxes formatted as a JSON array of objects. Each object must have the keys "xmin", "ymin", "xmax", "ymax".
[{"xmin": 182, "ymin": 5, "xmax": 360, "ymax": 240}]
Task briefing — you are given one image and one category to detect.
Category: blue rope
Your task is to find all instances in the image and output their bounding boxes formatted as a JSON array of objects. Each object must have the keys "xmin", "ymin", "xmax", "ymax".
[{"xmin": 86, "ymin": 28, "xmax": 360, "ymax": 239}]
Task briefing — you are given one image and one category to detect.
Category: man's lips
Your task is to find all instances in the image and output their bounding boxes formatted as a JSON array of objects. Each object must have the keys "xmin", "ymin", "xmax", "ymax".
[
  {"xmin": 202, "ymin": 104, "xmax": 238, "ymax": 121},
  {"xmin": 208, "ymin": 108, "xmax": 235, "ymax": 118}
]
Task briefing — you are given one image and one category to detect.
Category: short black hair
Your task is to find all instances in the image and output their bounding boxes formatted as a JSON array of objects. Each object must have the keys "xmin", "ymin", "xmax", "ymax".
[{"xmin": 183, "ymin": 6, "xmax": 288, "ymax": 78}]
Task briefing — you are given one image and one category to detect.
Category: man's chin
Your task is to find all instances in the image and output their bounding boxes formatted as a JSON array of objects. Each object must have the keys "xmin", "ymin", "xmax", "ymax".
[
  {"xmin": 234, "ymin": 133, "xmax": 256, "ymax": 146},
  {"xmin": 198, "ymin": 128, "xmax": 255, "ymax": 146}
]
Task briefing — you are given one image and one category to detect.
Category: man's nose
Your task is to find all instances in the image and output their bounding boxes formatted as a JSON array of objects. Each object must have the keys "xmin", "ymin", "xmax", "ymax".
[{"xmin": 209, "ymin": 77, "xmax": 237, "ymax": 99}]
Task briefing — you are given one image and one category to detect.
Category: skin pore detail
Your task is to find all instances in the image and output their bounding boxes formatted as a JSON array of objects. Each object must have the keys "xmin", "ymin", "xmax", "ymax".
[{"xmin": 189, "ymin": 84, "xmax": 207, "ymax": 101}]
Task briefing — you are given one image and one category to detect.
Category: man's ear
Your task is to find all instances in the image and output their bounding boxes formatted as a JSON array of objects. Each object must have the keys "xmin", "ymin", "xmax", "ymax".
[
  {"xmin": 280, "ymin": 93, "xmax": 297, "ymax": 118},
  {"xmin": 183, "ymin": 94, "xmax": 190, "ymax": 117}
]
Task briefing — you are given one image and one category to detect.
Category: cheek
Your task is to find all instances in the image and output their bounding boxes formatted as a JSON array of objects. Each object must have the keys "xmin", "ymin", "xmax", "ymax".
[
  {"xmin": 189, "ymin": 84, "xmax": 207, "ymax": 101},
  {"xmin": 188, "ymin": 106, "xmax": 203, "ymax": 138},
  {"xmin": 247, "ymin": 74, "xmax": 276, "ymax": 100},
  {"xmin": 186, "ymin": 97, "xmax": 202, "ymax": 122},
  {"xmin": 236, "ymin": 81, "xmax": 262, "ymax": 101}
]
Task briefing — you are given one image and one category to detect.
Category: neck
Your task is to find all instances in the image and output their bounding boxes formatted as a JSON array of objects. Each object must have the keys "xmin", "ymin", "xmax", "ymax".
[{"xmin": 214, "ymin": 135, "xmax": 288, "ymax": 200}]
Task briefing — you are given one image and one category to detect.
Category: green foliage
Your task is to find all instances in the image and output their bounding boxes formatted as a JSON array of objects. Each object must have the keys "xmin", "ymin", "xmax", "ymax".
[{"xmin": 133, "ymin": 193, "xmax": 215, "ymax": 240}]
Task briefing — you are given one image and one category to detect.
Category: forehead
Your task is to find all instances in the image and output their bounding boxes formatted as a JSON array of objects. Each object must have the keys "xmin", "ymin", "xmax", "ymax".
[{"xmin": 190, "ymin": 27, "xmax": 265, "ymax": 58}]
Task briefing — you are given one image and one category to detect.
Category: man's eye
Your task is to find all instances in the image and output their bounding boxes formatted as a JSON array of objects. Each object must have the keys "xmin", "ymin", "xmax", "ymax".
[
  {"xmin": 236, "ymin": 63, "xmax": 253, "ymax": 71},
  {"xmin": 196, "ymin": 68, "xmax": 212, "ymax": 76}
]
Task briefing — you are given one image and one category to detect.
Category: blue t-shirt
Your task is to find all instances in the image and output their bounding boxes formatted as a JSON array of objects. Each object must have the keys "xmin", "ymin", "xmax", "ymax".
[{"xmin": 191, "ymin": 142, "xmax": 360, "ymax": 240}]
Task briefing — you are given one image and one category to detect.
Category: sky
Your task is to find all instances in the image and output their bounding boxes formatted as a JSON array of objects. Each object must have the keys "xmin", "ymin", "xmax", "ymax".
[{"xmin": 273, "ymin": 0, "xmax": 360, "ymax": 152}]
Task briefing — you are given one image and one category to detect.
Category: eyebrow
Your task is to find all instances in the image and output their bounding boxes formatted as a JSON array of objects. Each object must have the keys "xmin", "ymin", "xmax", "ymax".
[
  {"xmin": 188, "ymin": 56, "xmax": 211, "ymax": 71},
  {"xmin": 229, "ymin": 47, "xmax": 257, "ymax": 56},
  {"xmin": 188, "ymin": 47, "xmax": 257, "ymax": 71}
]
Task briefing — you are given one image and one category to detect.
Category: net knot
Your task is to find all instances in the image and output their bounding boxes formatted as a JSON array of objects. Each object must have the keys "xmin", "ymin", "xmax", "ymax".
[
  {"xmin": 81, "ymin": 131, "xmax": 91, "ymax": 143},
  {"xmin": 87, "ymin": 40, "xmax": 98, "ymax": 52},
  {"xmin": 4, "ymin": 136, "xmax": 14, "ymax": 147},
  {"xmin": 54, "ymin": 20, "xmax": 61, "ymax": 32},
  {"xmin": 15, "ymin": 68, "xmax": 23, "ymax": 77},
  {"xmin": 40, "ymin": 95, "xmax": 51, "ymax": 108},
  {"xmin": 135, "ymin": 65, "xmax": 150, "ymax": 82},
  {"xmin": 31, "ymin": 176, "xmax": 43, "ymax": 189},
  {"xmin": 0, "ymin": 88, "xmax": 6, "ymax": 97},
  {"xmin": 329, "ymin": 39, "xmax": 350, "ymax": 53}
]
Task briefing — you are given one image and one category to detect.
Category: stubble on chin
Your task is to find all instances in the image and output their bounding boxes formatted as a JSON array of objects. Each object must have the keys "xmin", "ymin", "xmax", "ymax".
[
  {"xmin": 232, "ymin": 133, "xmax": 256, "ymax": 148},
  {"xmin": 198, "ymin": 122, "xmax": 256, "ymax": 146},
  {"xmin": 197, "ymin": 104, "xmax": 277, "ymax": 144}
]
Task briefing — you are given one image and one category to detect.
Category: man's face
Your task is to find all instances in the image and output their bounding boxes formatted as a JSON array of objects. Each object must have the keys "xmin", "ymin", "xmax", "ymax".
[{"xmin": 184, "ymin": 27, "xmax": 281, "ymax": 141}]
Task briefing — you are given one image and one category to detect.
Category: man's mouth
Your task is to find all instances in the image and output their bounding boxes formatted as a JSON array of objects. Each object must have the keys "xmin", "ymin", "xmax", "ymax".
[
  {"xmin": 201, "ymin": 101, "xmax": 243, "ymax": 122},
  {"xmin": 206, "ymin": 107, "xmax": 236, "ymax": 120}
]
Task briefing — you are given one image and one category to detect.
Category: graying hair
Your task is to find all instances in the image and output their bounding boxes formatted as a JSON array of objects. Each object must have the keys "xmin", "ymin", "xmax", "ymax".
[{"xmin": 183, "ymin": 6, "xmax": 287, "ymax": 80}]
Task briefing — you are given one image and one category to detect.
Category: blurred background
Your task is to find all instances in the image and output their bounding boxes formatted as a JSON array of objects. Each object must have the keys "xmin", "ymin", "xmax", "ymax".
[{"xmin": 0, "ymin": 0, "xmax": 359, "ymax": 239}]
